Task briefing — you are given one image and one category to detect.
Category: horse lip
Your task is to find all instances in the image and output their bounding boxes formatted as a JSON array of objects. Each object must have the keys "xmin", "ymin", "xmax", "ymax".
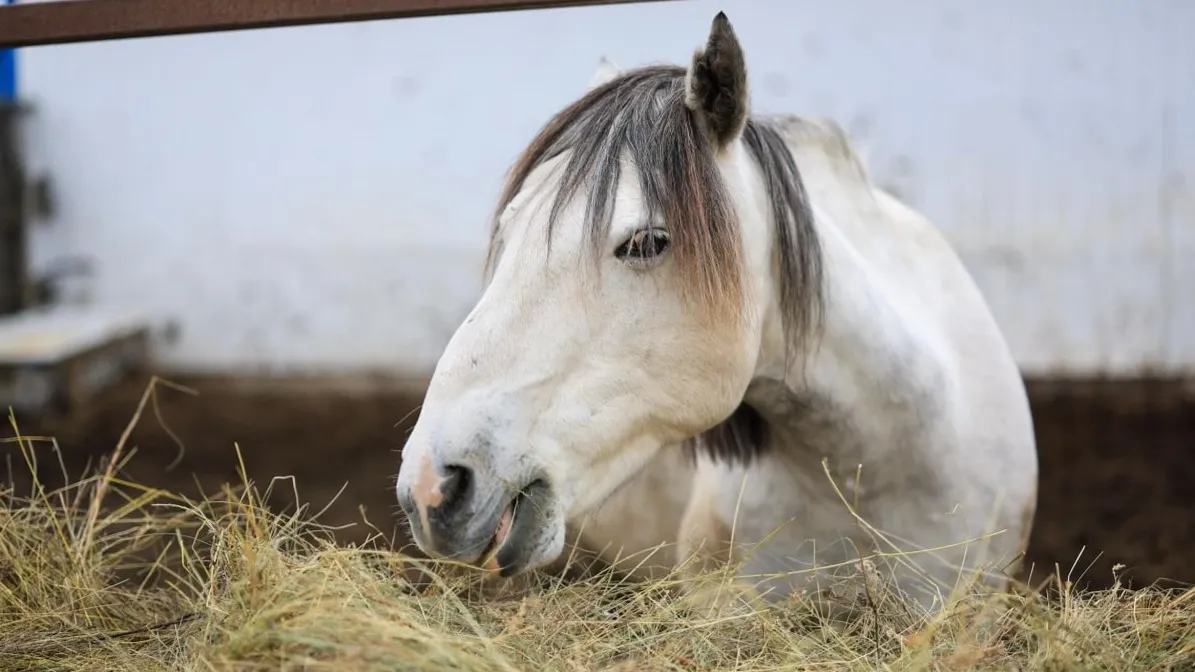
[
  {"xmin": 481, "ymin": 478, "xmax": 551, "ymax": 576},
  {"xmin": 481, "ymin": 501, "xmax": 516, "ymax": 572}
]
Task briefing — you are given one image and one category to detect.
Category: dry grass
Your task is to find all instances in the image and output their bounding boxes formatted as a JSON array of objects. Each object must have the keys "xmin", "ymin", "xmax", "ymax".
[{"xmin": 3, "ymin": 382, "xmax": 1194, "ymax": 671}]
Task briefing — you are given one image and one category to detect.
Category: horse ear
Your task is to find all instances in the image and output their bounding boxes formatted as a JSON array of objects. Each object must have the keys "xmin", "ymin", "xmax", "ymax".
[
  {"xmin": 684, "ymin": 12, "xmax": 749, "ymax": 149},
  {"xmin": 587, "ymin": 56, "xmax": 623, "ymax": 91}
]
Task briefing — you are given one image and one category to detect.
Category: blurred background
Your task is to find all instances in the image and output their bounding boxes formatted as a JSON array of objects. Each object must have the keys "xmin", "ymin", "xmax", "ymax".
[{"xmin": 1, "ymin": 0, "xmax": 1192, "ymax": 591}]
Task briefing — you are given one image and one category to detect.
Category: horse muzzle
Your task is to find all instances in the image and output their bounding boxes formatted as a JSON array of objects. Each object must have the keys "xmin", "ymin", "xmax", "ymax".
[{"xmin": 396, "ymin": 457, "xmax": 556, "ymax": 577}]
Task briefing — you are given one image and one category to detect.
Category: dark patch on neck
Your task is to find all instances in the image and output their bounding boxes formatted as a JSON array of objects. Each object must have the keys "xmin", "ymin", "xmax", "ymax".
[{"xmin": 683, "ymin": 402, "xmax": 771, "ymax": 466}]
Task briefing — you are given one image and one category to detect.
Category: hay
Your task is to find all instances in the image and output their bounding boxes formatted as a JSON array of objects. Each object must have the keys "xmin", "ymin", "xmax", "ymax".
[{"xmin": 3, "ymin": 386, "xmax": 1194, "ymax": 671}]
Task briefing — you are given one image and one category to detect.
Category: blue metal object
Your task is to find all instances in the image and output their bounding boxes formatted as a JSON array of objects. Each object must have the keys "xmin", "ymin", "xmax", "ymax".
[{"xmin": 0, "ymin": 0, "xmax": 14, "ymax": 101}]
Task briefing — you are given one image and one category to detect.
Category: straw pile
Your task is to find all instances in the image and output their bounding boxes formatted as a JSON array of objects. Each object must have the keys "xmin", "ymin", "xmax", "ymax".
[{"xmin": 3, "ymin": 384, "xmax": 1193, "ymax": 671}]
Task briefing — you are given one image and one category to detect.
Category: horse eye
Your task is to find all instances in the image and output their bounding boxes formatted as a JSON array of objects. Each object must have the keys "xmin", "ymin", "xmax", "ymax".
[{"xmin": 615, "ymin": 228, "xmax": 671, "ymax": 262}]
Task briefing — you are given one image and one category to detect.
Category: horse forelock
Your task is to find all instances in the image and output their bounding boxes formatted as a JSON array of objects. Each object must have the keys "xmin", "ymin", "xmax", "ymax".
[{"xmin": 485, "ymin": 65, "xmax": 749, "ymax": 328}]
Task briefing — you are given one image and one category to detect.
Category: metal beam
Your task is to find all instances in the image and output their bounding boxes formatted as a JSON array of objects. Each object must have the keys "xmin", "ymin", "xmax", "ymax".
[{"xmin": 0, "ymin": 0, "xmax": 683, "ymax": 49}]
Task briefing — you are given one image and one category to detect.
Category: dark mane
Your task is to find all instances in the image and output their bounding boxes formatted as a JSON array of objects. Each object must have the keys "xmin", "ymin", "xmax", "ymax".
[{"xmin": 487, "ymin": 65, "xmax": 825, "ymax": 466}]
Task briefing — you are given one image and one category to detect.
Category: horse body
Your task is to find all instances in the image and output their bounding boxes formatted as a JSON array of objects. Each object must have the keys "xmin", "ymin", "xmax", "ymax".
[{"xmin": 395, "ymin": 12, "xmax": 1037, "ymax": 614}]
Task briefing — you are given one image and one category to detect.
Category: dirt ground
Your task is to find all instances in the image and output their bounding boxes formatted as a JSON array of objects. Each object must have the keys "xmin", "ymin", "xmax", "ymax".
[
  {"xmin": 3, "ymin": 373, "xmax": 1193, "ymax": 592},
  {"xmin": 1020, "ymin": 377, "xmax": 1195, "ymax": 590}
]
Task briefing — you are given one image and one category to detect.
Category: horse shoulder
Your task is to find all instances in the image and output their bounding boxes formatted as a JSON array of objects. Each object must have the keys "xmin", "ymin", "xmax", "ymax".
[
  {"xmin": 864, "ymin": 166, "xmax": 1039, "ymax": 566},
  {"xmin": 767, "ymin": 116, "xmax": 1036, "ymax": 555}
]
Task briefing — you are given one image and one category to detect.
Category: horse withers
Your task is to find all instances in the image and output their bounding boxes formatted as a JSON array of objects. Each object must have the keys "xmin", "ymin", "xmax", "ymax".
[{"xmin": 395, "ymin": 12, "xmax": 1038, "ymax": 614}]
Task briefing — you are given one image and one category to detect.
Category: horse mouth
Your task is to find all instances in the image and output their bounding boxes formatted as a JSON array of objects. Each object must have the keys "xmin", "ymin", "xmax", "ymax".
[
  {"xmin": 480, "ymin": 502, "xmax": 516, "ymax": 573},
  {"xmin": 478, "ymin": 479, "xmax": 548, "ymax": 575}
]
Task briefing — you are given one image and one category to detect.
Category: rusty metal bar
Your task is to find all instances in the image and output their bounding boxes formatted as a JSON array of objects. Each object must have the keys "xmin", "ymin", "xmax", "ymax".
[{"xmin": 0, "ymin": 0, "xmax": 684, "ymax": 49}]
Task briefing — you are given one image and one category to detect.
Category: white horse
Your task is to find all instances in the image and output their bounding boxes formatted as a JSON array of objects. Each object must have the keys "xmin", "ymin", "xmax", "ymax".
[{"xmin": 395, "ymin": 12, "xmax": 1038, "ymax": 613}]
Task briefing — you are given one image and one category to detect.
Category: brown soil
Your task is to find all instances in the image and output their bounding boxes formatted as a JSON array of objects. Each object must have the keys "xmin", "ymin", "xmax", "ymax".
[
  {"xmin": 3, "ymin": 373, "xmax": 1193, "ymax": 591},
  {"xmin": 1021, "ymin": 377, "xmax": 1195, "ymax": 590},
  {"xmin": 2, "ymin": 374, "xmax": 423, "ymax": 550}
]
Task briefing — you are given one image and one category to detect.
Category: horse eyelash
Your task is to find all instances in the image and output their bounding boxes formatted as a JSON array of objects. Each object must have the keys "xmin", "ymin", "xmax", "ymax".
[{"xmin": 615, "ymin": 227, "xmax": 670, "ymax": 261}]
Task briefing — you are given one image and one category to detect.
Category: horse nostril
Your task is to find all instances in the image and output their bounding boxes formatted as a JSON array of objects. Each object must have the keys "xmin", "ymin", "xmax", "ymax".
[{"xmin": 438, "ymin": 464, "xmax": 472, "ymax": 513}]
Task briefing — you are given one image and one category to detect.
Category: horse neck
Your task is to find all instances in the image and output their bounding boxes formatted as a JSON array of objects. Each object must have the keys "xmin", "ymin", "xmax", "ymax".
[{"xmin": 744, "ymin": 199, "xmax": 928, "ymax": 457}]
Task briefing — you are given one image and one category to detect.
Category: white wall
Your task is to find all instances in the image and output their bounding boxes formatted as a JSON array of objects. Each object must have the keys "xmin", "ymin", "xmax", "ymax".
[{"xmin": 15, "ymin": 0, "xmax": 1194, "ymax": 377}]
